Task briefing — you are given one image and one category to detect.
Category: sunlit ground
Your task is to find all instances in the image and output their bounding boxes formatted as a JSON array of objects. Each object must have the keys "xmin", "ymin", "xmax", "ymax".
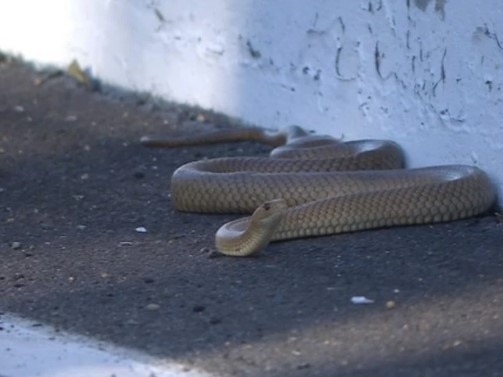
[{"xmin": 0, "ymin": 314, "xmax": 211, "ymax": 377}]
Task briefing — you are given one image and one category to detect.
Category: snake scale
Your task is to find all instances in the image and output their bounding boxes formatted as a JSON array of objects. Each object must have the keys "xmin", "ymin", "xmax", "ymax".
[{"xmin": 141, "ymin": 126, "xmax": 496, "ymax": 257}]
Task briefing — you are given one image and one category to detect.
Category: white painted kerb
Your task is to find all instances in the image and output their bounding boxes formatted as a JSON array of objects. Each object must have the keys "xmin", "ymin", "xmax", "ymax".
[
  {"xmin": 0, "ymin": 314, "xmax": 212, "ymax": 377},
  {"xmin": 0, "ymin": 0, "xmax": 502, "ymax": 200}
]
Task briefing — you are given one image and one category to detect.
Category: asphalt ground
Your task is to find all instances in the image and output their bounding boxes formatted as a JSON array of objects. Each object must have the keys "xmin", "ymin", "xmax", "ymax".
[{"xmin": 1, "ymin": 59, "xmax": 503, "ymax": 377}]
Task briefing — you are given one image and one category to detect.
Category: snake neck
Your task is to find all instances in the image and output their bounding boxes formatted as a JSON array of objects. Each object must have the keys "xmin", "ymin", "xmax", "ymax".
[{"xmin": 215, "ymin": 199, "xmax": 288, "ymax": 256}]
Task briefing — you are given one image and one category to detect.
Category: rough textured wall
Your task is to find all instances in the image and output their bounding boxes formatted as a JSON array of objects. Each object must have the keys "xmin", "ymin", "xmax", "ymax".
[{"xmin": 0, "ymin": 0, "xmax": 502, "ymax": 199}]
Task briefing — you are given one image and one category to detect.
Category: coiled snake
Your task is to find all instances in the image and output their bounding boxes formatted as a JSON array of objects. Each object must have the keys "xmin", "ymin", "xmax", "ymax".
[{"xmin": 141, "ymin": 126, "xmax": 495, "ymax": 257}]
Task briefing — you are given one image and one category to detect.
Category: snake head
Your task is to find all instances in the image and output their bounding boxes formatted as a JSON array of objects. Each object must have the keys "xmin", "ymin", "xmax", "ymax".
[{"xmin": 215, "ymin": 199, "xmax": 288, "ymax": 257}]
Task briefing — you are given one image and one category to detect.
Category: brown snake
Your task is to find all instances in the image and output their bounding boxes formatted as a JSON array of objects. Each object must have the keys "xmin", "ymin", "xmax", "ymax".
[{"xmin": 141, "ymin": 125, "xmax": 496, "ymax": 257}]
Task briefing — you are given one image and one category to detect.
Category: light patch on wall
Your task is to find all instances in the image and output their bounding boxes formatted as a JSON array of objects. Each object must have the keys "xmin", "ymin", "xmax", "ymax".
[{"xmin": 0, "ymin": 0, "xmax": 76, "ymax": 64}]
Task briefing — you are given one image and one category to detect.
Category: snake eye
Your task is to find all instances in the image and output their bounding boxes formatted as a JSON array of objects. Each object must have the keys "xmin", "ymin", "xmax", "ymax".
[{"xmin": 263, "ymin": 203, "xmax": 271, "ymax": 211}]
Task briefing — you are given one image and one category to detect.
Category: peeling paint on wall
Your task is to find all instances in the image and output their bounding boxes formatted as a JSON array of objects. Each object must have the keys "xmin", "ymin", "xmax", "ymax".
[{"xmin": 413, "ymin": 0, "xmax": 446, "ymax": 18}]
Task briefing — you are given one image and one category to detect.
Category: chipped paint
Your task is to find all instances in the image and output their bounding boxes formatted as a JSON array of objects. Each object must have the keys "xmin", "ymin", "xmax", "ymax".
[
  {"xmin": 413, "ymin": 0, "xmax": 446, "ymax": 18},
  {"xmin": 0, "ymin": 0, "xmax": 502, "ymax": 200}
]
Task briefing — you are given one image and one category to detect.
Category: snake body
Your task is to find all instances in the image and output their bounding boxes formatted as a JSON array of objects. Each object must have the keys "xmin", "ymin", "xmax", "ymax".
[{"xmin": 141, "ymin": 126, "xmax": 496, "ymax": 257}]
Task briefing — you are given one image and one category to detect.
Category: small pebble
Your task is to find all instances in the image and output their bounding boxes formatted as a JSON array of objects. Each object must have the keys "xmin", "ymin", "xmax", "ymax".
[
  {"xmin": 11, "ymin": 242, "xmax": 22, "ymax": 250},
  {"xmin": 145, "ymin": 303, "xmax": 160, "ymax": 311},
  {"xmin": 193, "ymin": 305, "xmax": 205, "ymax": 313},
  {"xmin": 296, "ymin": 363, "xmax": 311, "ymax": 370},
  {"xmin": 386, "ymin": 300, "xmax": 396, "ymax": 309},
  {"xmin": 351, "ymin": 296, "xmax": 374, "ymax": 304},
  {"xmin": 135, "ymin": 227, "xmax": 147, "ymax": 233}
]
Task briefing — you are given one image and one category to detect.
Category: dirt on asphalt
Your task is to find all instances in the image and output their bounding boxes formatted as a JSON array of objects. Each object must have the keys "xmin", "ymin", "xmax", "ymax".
[{"xmin": 1, "ymin": 59, "xmax": 503, "ymax": 377}]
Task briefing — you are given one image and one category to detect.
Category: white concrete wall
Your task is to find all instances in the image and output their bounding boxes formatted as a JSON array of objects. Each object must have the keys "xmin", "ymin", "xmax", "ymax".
[{"xmin": 0, "ymin": 0, "xmax": 502, "ymax": 201}]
